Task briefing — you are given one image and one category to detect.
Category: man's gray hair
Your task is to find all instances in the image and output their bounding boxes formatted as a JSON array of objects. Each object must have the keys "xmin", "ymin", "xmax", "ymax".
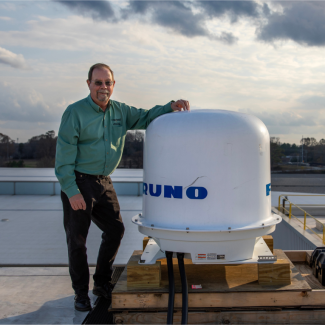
[{"xmin": 88, "ymin": 63, "xmax": 114, "ymax": 81}]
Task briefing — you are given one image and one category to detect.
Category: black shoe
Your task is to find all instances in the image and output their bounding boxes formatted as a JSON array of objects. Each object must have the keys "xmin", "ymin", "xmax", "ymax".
[
  {"xmin": 93, "ymin": 282, "xmax": 114, "ymax": 300},
  {"xmin": 74, "ymin": 294, "xmax": 92, "ymax": 312}
]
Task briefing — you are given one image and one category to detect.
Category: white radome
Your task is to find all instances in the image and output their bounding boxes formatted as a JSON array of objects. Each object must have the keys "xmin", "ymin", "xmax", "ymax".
[{"xmin": 132, "ymin": 109, "xmax": 281, "ymax": 264}]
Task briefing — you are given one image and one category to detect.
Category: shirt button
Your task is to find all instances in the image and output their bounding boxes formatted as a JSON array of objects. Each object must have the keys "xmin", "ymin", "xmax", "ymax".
[
  {"xmin": 106, "ymin": 139, "xmax": 107, "ymax": 141},
  {"xmin": 105, "ymin": 126, "xmax": 106, "ymax": 128},
  {"xmin": 107, "ymin": 152, "xmax": 108, "ymax": 154}
]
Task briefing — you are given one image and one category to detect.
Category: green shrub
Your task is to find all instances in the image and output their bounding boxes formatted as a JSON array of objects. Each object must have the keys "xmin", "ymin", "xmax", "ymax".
[{"xmin": 6, "ymin": 160, "xmax": 25, "ymax": 167}]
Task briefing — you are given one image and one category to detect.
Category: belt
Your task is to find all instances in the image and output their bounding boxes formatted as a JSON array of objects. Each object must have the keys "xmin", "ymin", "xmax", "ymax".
[{"xmin": 75, "ymin": 170, "xmax": 109, "ymax": 179}]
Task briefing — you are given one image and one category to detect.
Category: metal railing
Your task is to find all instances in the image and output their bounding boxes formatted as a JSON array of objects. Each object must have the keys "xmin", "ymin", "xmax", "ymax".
[{"xmin": 278, "ymin": 194, "xmax": 325, "ymax": 244}]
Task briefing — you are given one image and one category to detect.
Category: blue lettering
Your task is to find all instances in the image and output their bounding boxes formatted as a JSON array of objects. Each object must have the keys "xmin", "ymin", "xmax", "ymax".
[
  {"xmin": 164, "ymin": 185, "xmax": 183, "ymax": 199},
  {"xmin": 144, "ymin": 183, "xmax": 208, "ymax": 200},
  {"xmin": 186, "ymin": 187, "xmax": 208, "ymax": 200},
  {"xmin": 266, "ymin": 183, "xmax": 271, "ymax": 196},
  {"xmin": 149, "ymin": 184, "xmax": 162, "ymax": 197},
  {"xmin": 143, "ymin": 183, "xmax": 148, "ymax": 195}
]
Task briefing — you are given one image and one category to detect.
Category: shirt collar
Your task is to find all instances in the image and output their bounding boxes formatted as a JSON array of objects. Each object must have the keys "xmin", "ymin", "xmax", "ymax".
[
  {"xmin": 87, "ymin": 94, "xmax": 111, "ymax": 113},
  {"xmin": 87, "ymin": 94, "xmax": 101, "ymax": 113}
]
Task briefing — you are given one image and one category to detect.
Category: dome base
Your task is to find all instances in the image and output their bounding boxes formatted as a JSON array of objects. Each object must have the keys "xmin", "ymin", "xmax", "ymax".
[{"xmin": 139, "ymin": 236, "xmax": 275, "ymax": 265}]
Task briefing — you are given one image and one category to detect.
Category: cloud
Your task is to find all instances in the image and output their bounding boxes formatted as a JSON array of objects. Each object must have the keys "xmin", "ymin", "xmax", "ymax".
[
  {"xmin": 198, "ymin": 1, "xmax": 261, "ymax": 23},
  {"xmin": 144, "ymin": 1, "xmax": 208, "ymax": 38},
  {"xmin": 215, "ymin": 31, "xmax": 238, "ymax": 44},
  {"xmin": 0, "ymin": 15, "xmax": 175, "ymax": 54},
  {"xmin": 257, "ymin": 2, "xmax": 325, "ymax": 46},
  {"xmin": 298, "ymin": 95, "xmax": 325, "ymax": 110},
  {"xmin": 48, "ymin": 1, "xmax": 325, "ymax": 47},
  {"xmin": 123, "ymin": 1, "xmax": 209, "ymax": 38},
  {"xmin": 137, "ymin": 1, "xmax": 238, "ymax": 43},
  {"xmin": 239, "ymin": 107, "xmax": 317, "ymax": 130},
  {"xmin": 55, "ymin": 0, "xmax": 237, "ymax": 44},
  {"xmin": 0, "ymin": 16, "xmax": 12, "ymax": 21},
  {"xmin": 0, "ymin": 82, "xmax": 56, "ymax": 123},
  {"xmin": 55, "ymin": 0, "xmax": 115, "ymax": 20},
  {"xmin": 236, "ymin": 106, "xmax": 325, "ymax": 142},
  {"xmin": 123, "ymin": 1, "xmax": 239, "ymax": 44},
  {"xmin": 2, "ymin": 2, "xmax": 325, "ymax": 145},
  {"xmin": 0, "ymin": 47, "xmax": 29, "ymax": 69}
]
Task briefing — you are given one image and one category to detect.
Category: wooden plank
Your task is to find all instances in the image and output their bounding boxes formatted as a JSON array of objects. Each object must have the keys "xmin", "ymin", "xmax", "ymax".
[
  {"xmin": 258, "ymin": 259, "xmax": 291, "ymax": 286},
  {"xmin": 262, "ymin": 235, "xmax": 273, "ymax": 253},
  {"xmin": 306, "ymin": 251, "xmax": 313, "ymax": 265},
  {"xmin": 113, "ymin": 309, "xmax": 325, "ymax": 324},
  {"xmin": 143, "ymin": 237, "xmax": 149, "ymax": 251},
  {"xmin": 112, "ymin": 290, "xmax": 325, "ymax": 309},
  {"xmin": 136, "ymin": 245, "xmax": 300, "ymax": 289},
  {"xmin": 127, "ymin": 252, "xmax": 161, "ymax": 288},
  {"xmin": 284, "ymin": 251, "xmax": 307, "ymax": 263},
  {"xmin": 159, "ymin": 257, "xmax": 258, "ymax": 289},
  {"xmin": 114, "ymin": 250, "xmax": 314, "ymax": 309},
  {"xmin": 159, "ymin": 248, "xmax": 291, "ymax": 289},
  {"xmin": 274, "ymin": 249, "xmax": 294, "ymax": 268},
  {"xmin": 294, "ymin": 263, "xmax": 325, "ymax": 290},
  {"xmin": 258, "ymin": 249, "xmax": 291, "ymax": 286},
  {"xmin": 118, "ymin": 250, "xmax": 310, "ymax": 293},
  {"xmin": 127, "ymin": 251, "xmax": 259, "ymax": 289}
]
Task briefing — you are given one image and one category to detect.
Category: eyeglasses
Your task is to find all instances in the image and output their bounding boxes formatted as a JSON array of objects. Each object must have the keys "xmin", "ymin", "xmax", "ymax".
[{"xmin": 94, "ymin": 81, "xmax": 114, "ymax": 86}]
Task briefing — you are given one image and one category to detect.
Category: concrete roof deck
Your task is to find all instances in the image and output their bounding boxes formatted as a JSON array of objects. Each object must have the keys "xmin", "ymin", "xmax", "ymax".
[
  {"xmin": 0, "ymin": 194, "xmax": 143, "ymax": 324},
  {"xmin": 1, "ymin": 168, "xmax": 325, "ymax": 323},
  {"xmin": 0, "ymin": 195, "xmax": 143, "ymax": 266}
]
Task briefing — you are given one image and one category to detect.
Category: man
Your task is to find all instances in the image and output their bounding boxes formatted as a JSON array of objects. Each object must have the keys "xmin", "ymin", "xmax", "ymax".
[{"xmin": 55, "ymin": 63, "xmax": 190, "ymax": 311}]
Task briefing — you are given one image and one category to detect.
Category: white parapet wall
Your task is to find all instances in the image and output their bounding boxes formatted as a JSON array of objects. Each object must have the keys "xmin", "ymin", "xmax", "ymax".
[{"xmin": 0, "ymin": 168, "xmax": 144, "ymax": 196}]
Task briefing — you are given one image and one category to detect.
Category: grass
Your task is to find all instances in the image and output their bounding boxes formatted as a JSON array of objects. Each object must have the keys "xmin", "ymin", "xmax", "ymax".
[
  {"xmin": 273, "ymin": 165, "xmax": 325, "ymax": 174},
  {"xmin": 19, "ymin": 159, "xmax": 39, "ymax": 168}
]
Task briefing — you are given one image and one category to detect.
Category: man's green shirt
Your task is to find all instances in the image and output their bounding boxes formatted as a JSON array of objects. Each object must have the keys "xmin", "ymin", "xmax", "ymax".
[{"xmin": 55, "ymin": 95, "xmax": 173, "ymax": 198}]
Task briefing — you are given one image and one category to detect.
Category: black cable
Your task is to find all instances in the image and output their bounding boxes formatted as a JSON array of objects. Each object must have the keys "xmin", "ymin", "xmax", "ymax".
[
  {"xmin": 166, "ymin": 251, "xmax": 175, "ymax": 325},
  {"xmin": 177, "ymin": 252, "xmax": 188, "ymax": 325}
]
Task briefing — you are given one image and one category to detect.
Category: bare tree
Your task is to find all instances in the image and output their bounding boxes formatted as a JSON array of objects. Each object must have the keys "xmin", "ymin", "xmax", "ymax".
[
  {"xmin": 119, "ymin": 130, "xmax": 144, "ymax": 168},
  {"xmin": 0, "ymin": 133, "xmax": 15, "ymax": 163}
]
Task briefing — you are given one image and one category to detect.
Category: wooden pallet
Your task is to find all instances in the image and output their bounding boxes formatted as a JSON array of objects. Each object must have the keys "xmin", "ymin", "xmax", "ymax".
[
  {"xmin": 127, "ymin": 236, "xmax": 290, "ymax": 288},
  {"xmin": 111, "ymin": 242, "xmax": 325, "ymax": 324},
  {"xmin": 113, "ymin": 309, "xmax": 325, "ymax": 324}
]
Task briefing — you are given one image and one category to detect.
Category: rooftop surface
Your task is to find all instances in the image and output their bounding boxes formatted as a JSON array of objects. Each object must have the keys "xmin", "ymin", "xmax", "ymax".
[
  {"xmin": 0, "ymin": 194, "xmax": 143, "ymax": 324},
  {"xmin": 1, "ymin": 169, "xmax": 325, "ymax": 324},
  {"xmin": 2, "ymin": 190, "xmax": 322, "ymax": 266},
  {"xmin": 0, "ymin": 195, "xmax": 143, "ymax": 266}
]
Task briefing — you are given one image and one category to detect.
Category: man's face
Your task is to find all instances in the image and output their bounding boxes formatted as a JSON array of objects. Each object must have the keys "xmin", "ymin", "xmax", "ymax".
[{"xmin": 87, "ymin": 68, "xmax": 115, "ymax": 104}]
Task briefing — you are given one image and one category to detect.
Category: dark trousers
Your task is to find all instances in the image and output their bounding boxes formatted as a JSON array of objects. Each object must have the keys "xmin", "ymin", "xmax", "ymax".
[{"xmin": 61, "ymin": 171, "xmax": 125, "ymax": 295}]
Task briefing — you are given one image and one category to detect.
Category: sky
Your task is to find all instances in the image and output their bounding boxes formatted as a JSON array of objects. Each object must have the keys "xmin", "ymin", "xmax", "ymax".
[{"xmin": 0, "ymin": 0, "xmax": 325, "ymax": 144}]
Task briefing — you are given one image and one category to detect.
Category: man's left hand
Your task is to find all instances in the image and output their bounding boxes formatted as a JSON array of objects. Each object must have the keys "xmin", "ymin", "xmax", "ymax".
[{"xmin": 171, "ymin": 99, "xmax": 190, "ymax": 111}]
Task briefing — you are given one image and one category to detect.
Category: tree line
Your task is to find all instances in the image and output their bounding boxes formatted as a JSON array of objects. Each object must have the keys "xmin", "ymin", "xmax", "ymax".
[
  {"xmin": 270, "ymin": 137, "xmax": 325, "ymax": 170},
  {"xmin": 1, "ymin": 131, "xmax": 324, "ymax": 170},
  {"xmin": 0, "ymin": 130, "xmax": 145, "ymax": 168}
]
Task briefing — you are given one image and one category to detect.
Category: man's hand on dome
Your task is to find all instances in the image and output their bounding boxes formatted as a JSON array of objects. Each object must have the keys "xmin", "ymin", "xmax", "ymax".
[{"xmin": 171, "ymin": 99, "xmax": 190, "ymax": 111}]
